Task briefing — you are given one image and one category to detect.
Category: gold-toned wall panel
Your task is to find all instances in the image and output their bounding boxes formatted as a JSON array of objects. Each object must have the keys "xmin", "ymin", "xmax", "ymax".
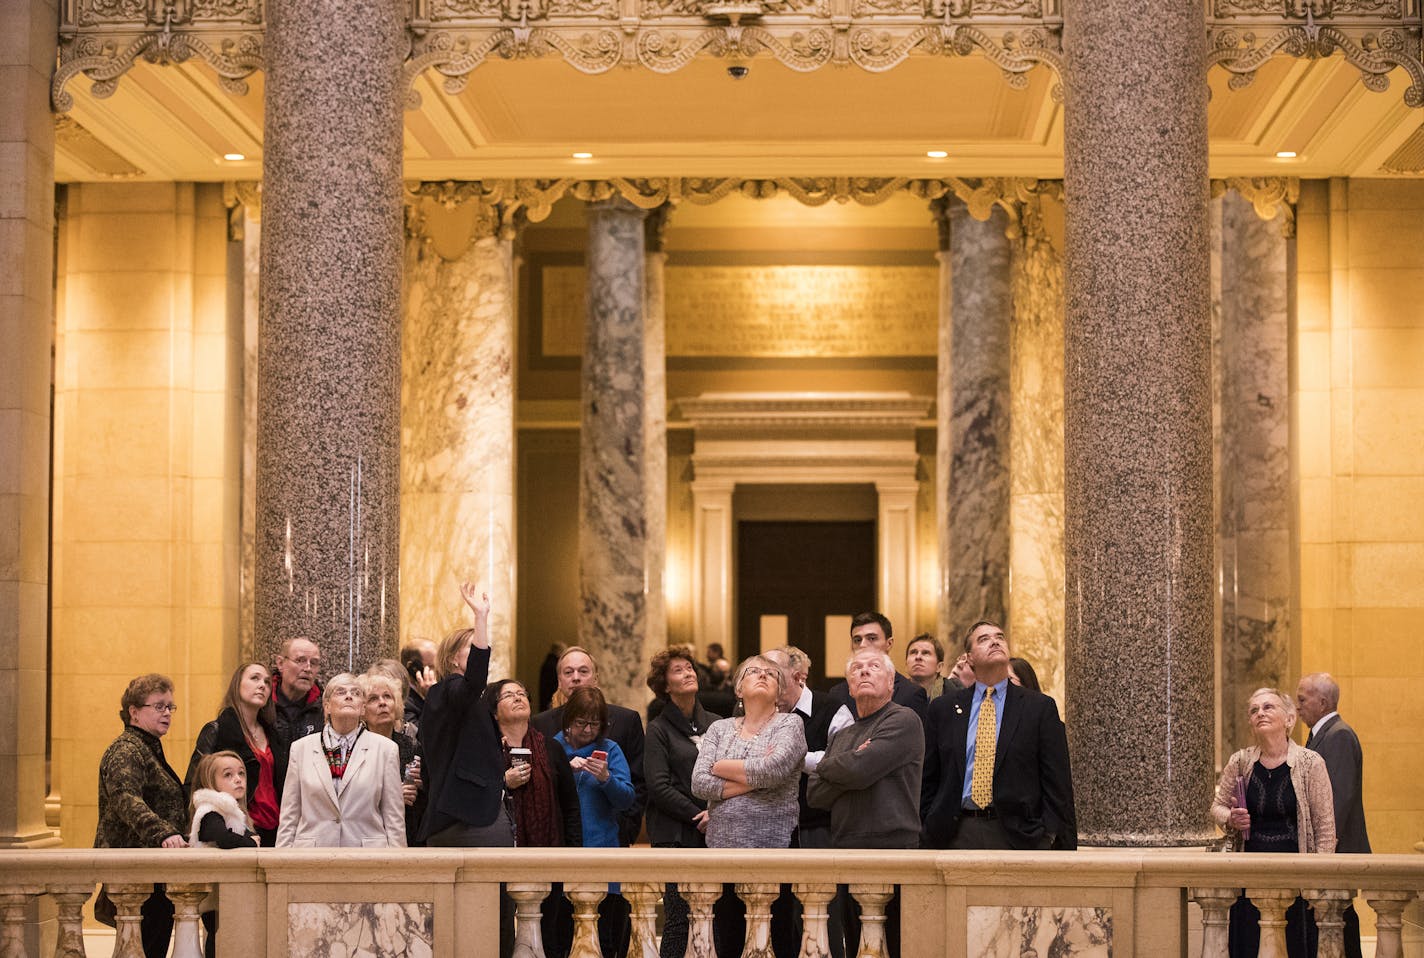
[{"xmin": 539, "ymin": 264, "xmax": 938, "ymax": 358}]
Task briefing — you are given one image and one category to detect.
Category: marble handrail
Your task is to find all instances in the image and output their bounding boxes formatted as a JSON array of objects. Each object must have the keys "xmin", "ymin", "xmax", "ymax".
[{"xmin": 0, "ymin": 848, "xmax": 1420, "ymax": 958}]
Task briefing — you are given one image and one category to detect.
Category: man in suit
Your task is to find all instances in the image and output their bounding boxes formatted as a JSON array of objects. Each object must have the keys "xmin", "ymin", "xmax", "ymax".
[
  {"xmin": 1298, "ymin": 671, "xmax": 1370, "ymax": 958},
  {"xmin": 920, "ymin": 620, "xmax": 1076, "ymax": 850},
  {"xmin": 826, "ymin": 612, "xmax": 929, "ymax": 729},
  {"xmin": 532, "ymin": 646, "xmax": 647, "ymax": 846}
]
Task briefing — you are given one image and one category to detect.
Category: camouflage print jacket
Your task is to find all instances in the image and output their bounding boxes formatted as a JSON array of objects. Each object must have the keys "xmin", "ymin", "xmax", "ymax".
[{"xmin": 95, "ymin": 726, "xmax": 187, "ymax": 849}]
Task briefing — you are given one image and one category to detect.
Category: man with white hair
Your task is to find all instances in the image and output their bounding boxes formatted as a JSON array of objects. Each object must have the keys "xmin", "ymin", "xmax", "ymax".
[{"xmin": 1298, "ymin": 671, "xmax": 1370, "ymax": 958}]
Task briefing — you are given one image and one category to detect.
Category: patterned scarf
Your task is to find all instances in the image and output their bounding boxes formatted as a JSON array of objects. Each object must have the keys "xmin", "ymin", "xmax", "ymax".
[
  {"xmin": 506, "ymin": 727, "xmax": 560, "ymax": 847},
  {"xmin": 322, "ymin": 725, "xmax": 363, "ymax": 789}
]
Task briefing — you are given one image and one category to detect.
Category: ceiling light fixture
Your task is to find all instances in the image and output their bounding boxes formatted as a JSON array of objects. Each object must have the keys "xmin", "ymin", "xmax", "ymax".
[
  {"xmin": 926, "ymin": 150, "xmax": 949, "ymax": 159},
  {"xmin": 1275, "ymin": 151, "xmax": 1297, "ymax": 158},
  {"xmin": 572, "ymin": 152, "xmax": 593, "ymax": 159},
  {"xmin": 222, "ymin": 152, "xmax": 246, "ymax": 161}
]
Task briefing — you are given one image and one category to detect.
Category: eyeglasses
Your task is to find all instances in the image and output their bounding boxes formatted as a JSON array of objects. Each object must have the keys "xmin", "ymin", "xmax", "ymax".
[
  {"xmin": 141, "ymin": 703, "xmax": 178, "ymax": 715},
  {"xmin": 285, "ymin": 655, "xmax": 321, "ymax": 668},
  {"xmin": 499, "ymin": 689, "xmax": 529, "ymax": 701},
  {"xmin": 741, "ymin": 667, "xmax": 778, "ymax": 679},
  {"xmin": 568, "ymin": 719, "xmax": 601, "ymax": 731}
]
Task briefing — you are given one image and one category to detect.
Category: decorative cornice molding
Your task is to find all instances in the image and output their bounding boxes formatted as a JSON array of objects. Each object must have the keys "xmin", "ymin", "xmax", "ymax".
[{"xmin": 679, "ymin": 391, "xmax": 933, "ymax": 428}]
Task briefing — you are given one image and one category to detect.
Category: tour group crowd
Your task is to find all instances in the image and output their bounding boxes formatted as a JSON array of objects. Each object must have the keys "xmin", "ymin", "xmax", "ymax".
[{"xmin": 98, "ymin": 584, "xmax": 1370, "ymax": 958}]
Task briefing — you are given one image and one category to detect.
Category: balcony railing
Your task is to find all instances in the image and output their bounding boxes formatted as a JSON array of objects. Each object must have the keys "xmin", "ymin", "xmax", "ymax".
[{"xmin": 2, "ymin": 848, "xmax": 1423, "ymax": 957}]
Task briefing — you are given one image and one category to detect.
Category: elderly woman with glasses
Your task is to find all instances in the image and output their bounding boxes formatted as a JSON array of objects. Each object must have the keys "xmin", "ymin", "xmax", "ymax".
[
  {"xmin": 276, "ymin": 672, "xmax": 406, "ymax": 848},
  {"xmin": 95, "ymin": 674, "xmax": 189, "ymax": 957}
]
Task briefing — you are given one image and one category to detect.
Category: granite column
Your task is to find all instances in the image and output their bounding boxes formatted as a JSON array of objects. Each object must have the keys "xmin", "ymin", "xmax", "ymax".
[
  {"xmin": 579, "ymin": 198, "xmax": 651, "ymax": 707},
  {"xmin": 1062, "ymin": 0, "xmax": 1215, "ymax": 843},
  {"xmin": 1216, "ymin": 191, "xmax": 1292, "ymax": 752},
  {"xmin": 933, "ymin": 197, "xmax": 1012, "ymax": 648},
  {"xmin": 642, "ymin": 208, "xmax": 671, "ymax": 662},
  {"xmin": 402, "ymin": 197, "xmax": 517, "ymax": 680},
  {"xmin": 0, "ymin": 0, "xmax": 59, "ymax": 857},
  {"xmin": 256, "ymin": 0, "xmax": 405, "ymax": 670}
]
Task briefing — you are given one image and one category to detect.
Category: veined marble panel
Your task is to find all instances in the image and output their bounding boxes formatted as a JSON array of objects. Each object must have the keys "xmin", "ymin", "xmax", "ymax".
[
  {"xmin": 966, "ymin": 905, "xmax": 1111, "ymax": 958},
  {"xmin": 288, "ymin": 902, "xmax": 433, "ymax": 958},
  {"xmin": 642, "ymin": 242, "xmax": 669, "ymax": 668},
  {"xmin": 240, "ymin": 206, "xmax": 260, "ymax": 663},
  {"xmin": 1008, "ymin": 216, "xmax": 1065, "ymax": 702},
  {"xmin": 402, "ymin": 233, "xmax": 516, "ymax": 680}
]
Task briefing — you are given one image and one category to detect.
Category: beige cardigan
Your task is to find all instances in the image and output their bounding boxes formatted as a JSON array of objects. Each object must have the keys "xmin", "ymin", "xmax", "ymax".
[{"xmin": 1211, "ymin": 741, "xmax": 1336, "ymax": 854}]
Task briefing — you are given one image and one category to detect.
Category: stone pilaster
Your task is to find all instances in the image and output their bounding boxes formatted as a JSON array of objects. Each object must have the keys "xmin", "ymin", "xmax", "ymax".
[
  {"xmin": 256, "ymin": 0, "xmax": 406, "ymax": 672},
  {"xmin": 0, "ymin": 0, "xmax": 59, "ymax": 854},
  {"xmin": 1062, "ymin": 0, "xmax": 1215, "ymax": 843},
  {"xmin": 642, "ymin": 208, "xmax": 671, "ymax": 667},
  {"xmin": 401, "ymin": 196, "xmax": 517, "ymax": 680},
  {"xmin": 1217, "ymin": 190, "xmax": 1292, "ymax": 753},
  {"xmin": 933, "ymin": 197, "xmax": 1012, "ymax": 649},
  {"xmin": 579, "ymin": 198, "xmax": 650, "ymax": 708}
]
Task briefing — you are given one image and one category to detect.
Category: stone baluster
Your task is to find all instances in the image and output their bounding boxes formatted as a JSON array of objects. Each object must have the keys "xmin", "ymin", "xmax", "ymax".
[
  {"xmin": 1245, "ymin": 888, "xmax": 1295, "ymax": 958},
  {"xmin": 848, "ymin": 885, "xmax": 893, "ymax": 958},
  {"xmin": 107, "ymin": 884, "xmax": 155, "ymax": 958},
  {"xmin": 736, "ymin": 883, "xmax": 778, "ymax": 958},
  {"xmin": 49, "ymin": 885, "xmax": 93, "ymax": 958},
  {"xmin": 1301, "ymin": 888, "xmax": 1351, "ymax": 958},
  {"xmin": 508, "ymin": 883, "xmax": 552, "ymax": 958},
  {"xmin": 1362, "ymin": 890, "xmax": 1417, "ymax": 958},
  {"xmin": 566, "ymin": 884, "xmax": 607, "ymax": 958},
  {"xmin": 1188, "ymin": 887, "xmax": 1237, "ymax": 958},
  {"xmin": 680, "ymin": 883, "xmax": 721, "ymax": 958},
  {"xmin": 792, "ymin": 884, "xmax": 836, "ymax": 958},
  {"xmin": 624, "ymin": 883, "xmax": 661, "ymax": 958},
  {"xmin": 167, "ymin": 884, "xmax": 209, "ymax": 958},
  {"xmin": 0, "ymin": 887, "xmax": 42, "ymax": 958}
]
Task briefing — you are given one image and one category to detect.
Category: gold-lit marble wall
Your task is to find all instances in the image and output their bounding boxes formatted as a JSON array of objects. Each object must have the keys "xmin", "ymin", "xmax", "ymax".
[
  {"xmin": 52, "ymin": 183, "xmax": 240, "ymax": 847},
  {"xmin": 1294, "ymin": 178, "xmax": 1424, "ymax": 855}
]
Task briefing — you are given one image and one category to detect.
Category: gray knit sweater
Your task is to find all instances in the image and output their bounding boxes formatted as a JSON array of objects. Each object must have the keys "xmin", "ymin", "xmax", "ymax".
[
  {"xmin": 691, "ymin": 711, "xmax": 807, "ymax": 849},
  {"xmin": 807, "ymin": 700, "xmax": 924, "ymax": 849}
]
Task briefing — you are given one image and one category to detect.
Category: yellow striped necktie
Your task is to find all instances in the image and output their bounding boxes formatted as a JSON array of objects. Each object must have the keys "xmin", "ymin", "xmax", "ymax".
[{"xmin": 970, "ymin": 687, "xmax": 997, "ymax": 809}]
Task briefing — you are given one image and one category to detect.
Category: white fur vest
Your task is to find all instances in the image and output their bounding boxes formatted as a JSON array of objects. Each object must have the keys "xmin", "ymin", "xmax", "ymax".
[{"xmin": 188, "ymin": 789, "xmax": 252, "ymax": 848}]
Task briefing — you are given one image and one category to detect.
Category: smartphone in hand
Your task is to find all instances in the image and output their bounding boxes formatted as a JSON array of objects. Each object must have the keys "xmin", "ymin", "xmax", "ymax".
[{"xmin": 591, "ymin": 750, "xmax": 608, "ymax": 762}]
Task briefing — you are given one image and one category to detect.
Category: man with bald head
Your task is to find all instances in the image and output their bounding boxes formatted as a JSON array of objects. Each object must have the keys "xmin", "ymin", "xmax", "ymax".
[
  {"xmin": 1298, "ymin": 671, "xmax": 1370, "ymax": 958},
  {"xmin": 272, "ymin": 636, "xmax": 324, "ymax": 751}
]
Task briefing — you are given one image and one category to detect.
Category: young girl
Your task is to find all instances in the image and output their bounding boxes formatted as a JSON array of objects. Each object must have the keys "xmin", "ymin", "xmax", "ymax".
[{"xmin": 188, "ymin": 751, "xmax": 258, "ymax": 958}]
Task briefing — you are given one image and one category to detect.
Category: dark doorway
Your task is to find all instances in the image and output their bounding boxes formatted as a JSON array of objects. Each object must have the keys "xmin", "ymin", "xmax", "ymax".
[{"xmin": 737, "ymin": 520, "xmax": 876, "ymax": 690}]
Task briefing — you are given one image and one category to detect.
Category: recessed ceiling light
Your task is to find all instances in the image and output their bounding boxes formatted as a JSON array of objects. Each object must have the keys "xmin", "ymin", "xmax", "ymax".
[
  {"xmin": 926, "ymin": 150, "xmax": 949, "ymax": 159},
  {"xmin": 1275, "ymin": 151, "xmax": 1297, "ymax": 159},
  {"xmin": 572, "ymin": 152, "xmax": 593, "ymax": 159},
  {"xmin": 222, "ymin": 152, "xmax": 246, "ymax": 161}
]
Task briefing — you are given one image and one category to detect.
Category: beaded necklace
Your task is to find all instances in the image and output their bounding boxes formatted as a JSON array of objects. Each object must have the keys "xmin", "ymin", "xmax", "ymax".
[{"xmin": 322, "ymin": 725, "xmax": 364, "ymax": 781}]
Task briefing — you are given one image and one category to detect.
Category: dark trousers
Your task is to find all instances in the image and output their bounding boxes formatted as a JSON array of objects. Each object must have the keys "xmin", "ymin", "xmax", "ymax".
[
  {"xmin": 1229, "ymin": 892, "xmax": 1318, "ymax": 958},
  {"xmin": 652, "ymin": 843, "xmax": 691, "ymax": 958},
  {"xmin": 140, "ymin": 886, "xmax": 174, "ymax": 958}
]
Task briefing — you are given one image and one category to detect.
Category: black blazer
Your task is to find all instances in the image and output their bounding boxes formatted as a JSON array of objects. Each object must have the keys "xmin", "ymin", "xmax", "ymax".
[
  {"xmin": 185, "ymin": 706, "xmax": 289, "ymax": 802},
  {"xmin": 829, "ymin": 671, "xmax": 929, "ymax": 722},
  {"xmin": 795, "ymin": 688, "xmax": 837, "ymax": 831},
  {"xmin": 1307, "ymin": 714, "xmax": 1370, "ymax": 854},
  {"xmin": 920, "ymin": 682, "xmax": 1077, "ymax": 850},
  {"xmin": 533, "ymin": 701, "xmax": 647, "ymax": 846},
  {"xmin": 418, "ymin": 646, "xmax": 503, "ymax": 840},
  {"xmin": 644, "ymin": 700, "xmax": 715, "ymax": 846}
]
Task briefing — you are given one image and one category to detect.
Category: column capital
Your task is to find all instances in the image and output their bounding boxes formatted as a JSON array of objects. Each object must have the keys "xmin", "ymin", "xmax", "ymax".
[
  {"xmin": 1212, "ymin": 177, "xmax": 1300, "ymax": 237},
  {"xmin": 404, "ymin": 181, "xmax": 525, "ymax": 253}
]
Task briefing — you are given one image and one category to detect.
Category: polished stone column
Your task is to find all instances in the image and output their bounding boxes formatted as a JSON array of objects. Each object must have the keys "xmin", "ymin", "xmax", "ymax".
[
  {"xmin": 642, "ymin": 209, "xmax": 671, "ymax": 662},
  {"xmin": 933, "ymin": 197, "xmax": 1012, "ymax": 647},
  {"xmin": 1217, "ymin": 191, "xmax": 1291, "ymax": 751},
  {"xmin": 1062, "ymin": 0, "xmax": 1215, "ymax": 843},
  {"xmin": 401, "ymin": 197, "xmax": 517, "ymax": 680},
  {"xmin": 256, "ymin": 0, "xmax": 405, "ymax": 670},
  {"xmin": 1008, "ymin": 195, "xmax": 1066, "ymax": 701},
  {"xmin": 0, "ymin": 0, "xmax": 59, "ymax": 857},
  {"xmin": 579, "ymin": 198, "xmax": 651, "ymax": 706}
]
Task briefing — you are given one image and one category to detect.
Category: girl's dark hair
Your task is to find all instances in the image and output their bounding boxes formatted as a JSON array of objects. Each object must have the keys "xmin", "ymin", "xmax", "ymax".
[{"xmin": 562, "ymin": 686, "xmax": 609, "ymax": 740}]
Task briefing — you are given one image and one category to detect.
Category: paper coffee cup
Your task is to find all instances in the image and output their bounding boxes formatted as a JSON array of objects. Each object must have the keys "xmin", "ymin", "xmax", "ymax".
[{"xmin": 510, "ymin": 748, "xmax": 532, "ymax": 767}]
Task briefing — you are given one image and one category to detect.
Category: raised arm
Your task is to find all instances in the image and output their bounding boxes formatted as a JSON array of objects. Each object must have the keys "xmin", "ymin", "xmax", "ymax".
[{"xmin": 460, "ymin": 582, "xmax": 491, "ymax": 649}]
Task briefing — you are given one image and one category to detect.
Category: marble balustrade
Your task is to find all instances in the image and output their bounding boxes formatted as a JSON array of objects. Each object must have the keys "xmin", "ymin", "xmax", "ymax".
[{"xmin": 1, "ymin": 850, "xmax": 1421, "ymax": 958}]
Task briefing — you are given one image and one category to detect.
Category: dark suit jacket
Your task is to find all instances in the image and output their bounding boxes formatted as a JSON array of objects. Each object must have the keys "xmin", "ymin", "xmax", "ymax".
[
  {"xmin": 533, "ymin": 700, "xmax": 647, "ymax": 846},
  {"xmin": 1308, "ymin": 714, "xmax": 1370, "ymax": 854},
  {"xmin": 920, "ymin": 682, "xmax": 1077, "ymax": 850},
  {"xmin": 794, "ymin": 688, "xmax": 837, "ymax": 831},
  {"xmin": 829, "ymin": 671, "xmax": 929, "ymax": 722},
  {"xmin": 417, "ymin": 646, "xmax": 503, "ymax": 841}
]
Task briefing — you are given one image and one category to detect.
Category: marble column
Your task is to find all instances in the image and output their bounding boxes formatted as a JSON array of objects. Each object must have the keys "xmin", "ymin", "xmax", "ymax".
[
  {"xmin": 256, "ymin": 0, "xmax": 405, "ymax": 671},
  {"xmin": 1008, "ymin": 194, "xmax": 1067, "ymax": 702},
  {"xmin": 0, "ymin": 0, "xmax": 59, "ymax": 855},
  {"xmin": 1062, "ymin": 0, "xmax": 1215, "ymax": 843},
  {"xmin": 642, "ymin": 209, "xmax": 671, "ymax": 663},
  {"xmin": 401, "ymin": 196, "xmax": 517, "ymax": 680},
  {"xmin": 579, "ymin": 198, "xmax": 651, "ymax": 708},
  {"xmin": 933, "ymin": 197, "xmax": 1012, "ymax": 649},
  {"xmin": 1216, "ymin": 191, "xmax": 1291, "ymax": 752}
]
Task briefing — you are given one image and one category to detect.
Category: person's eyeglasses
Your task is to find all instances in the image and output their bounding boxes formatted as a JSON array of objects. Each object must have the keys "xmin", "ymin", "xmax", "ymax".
[
  {"xmin": 741, "ymin": 667, "xmax": 777, "ymax": 679},
  {"xmin": 499, "ymin": 689, "xmax": 529, "ymax": 701},
  {"xmin": 569, "ymin": 719, "xmax": 601, "ymax": 731},
  {"xmin": 141, "ymin": 703, "xmax": 178, "ymax": 714}
]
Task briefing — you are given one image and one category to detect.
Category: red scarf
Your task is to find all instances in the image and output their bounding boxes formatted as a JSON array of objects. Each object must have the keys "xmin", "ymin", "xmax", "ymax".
[{"xmin": 506, "ymin": 728, "xmax": 560, "ymax": 847}]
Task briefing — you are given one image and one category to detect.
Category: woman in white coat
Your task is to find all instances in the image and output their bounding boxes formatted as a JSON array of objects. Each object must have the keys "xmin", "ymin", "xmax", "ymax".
[{"xmin": 277, "ymin": 673, "xmax": 407, "ymax": 848}]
